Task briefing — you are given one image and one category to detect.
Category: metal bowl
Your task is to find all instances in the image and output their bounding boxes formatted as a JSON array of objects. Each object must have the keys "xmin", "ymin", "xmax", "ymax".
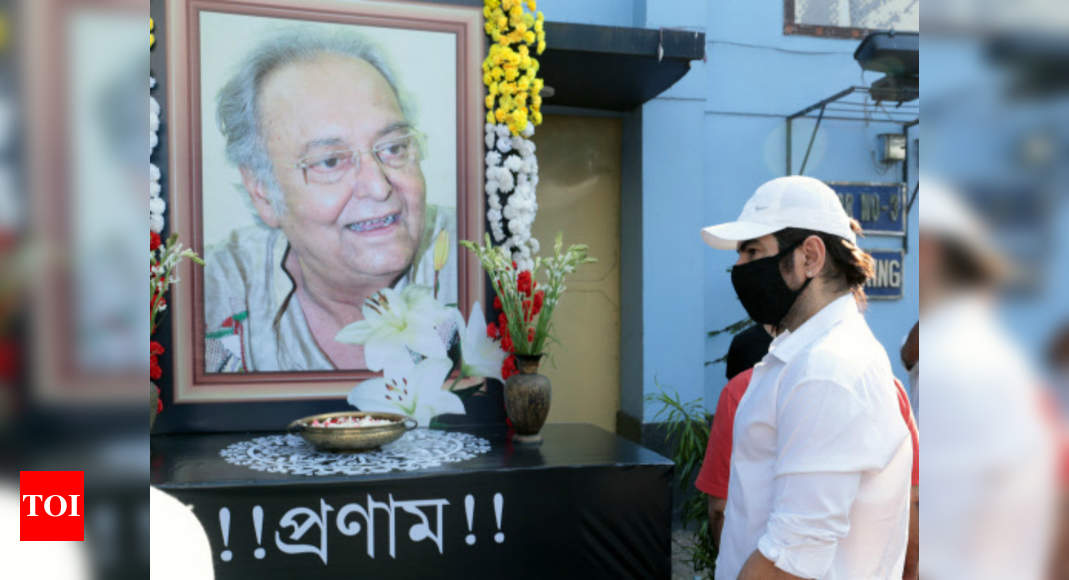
[{"xmin": 287, "ymin": 411, "xmax": 416, "ymax": 452}]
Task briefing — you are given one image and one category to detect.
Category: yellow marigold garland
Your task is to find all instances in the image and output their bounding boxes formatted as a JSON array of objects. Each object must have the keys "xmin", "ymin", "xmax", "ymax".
[{"xmin": 482, "ymin": 0, "xmax": 545, "ymax": 135}]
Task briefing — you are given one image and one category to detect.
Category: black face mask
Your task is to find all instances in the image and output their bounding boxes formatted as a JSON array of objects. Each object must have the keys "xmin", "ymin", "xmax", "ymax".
[{"xmin": 730, "ymin": 241, "xmax": 813, "ymax": 327}]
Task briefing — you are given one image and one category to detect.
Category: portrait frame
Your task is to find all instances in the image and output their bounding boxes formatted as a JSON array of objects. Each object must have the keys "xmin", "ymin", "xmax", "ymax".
[
  {"xmin": 27, "ymin": 0, "xmax": 148, "ymax": 407},
  {"xmin": 782, "ymin": 0, "xmax": 919, "ymax": 39},
  {"xmin": 164, "ymin": 0, "xmax": 484, "ymax": 407}
]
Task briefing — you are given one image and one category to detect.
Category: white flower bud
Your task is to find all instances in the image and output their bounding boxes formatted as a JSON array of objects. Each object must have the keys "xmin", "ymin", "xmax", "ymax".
[{"xmin": 504, "ymin": 155, "xmax": 524, "ymax": 173}]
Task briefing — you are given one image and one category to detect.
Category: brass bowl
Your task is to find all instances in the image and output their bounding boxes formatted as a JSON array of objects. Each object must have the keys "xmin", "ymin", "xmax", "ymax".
[{"xmin": 287, "ymin": 411, "xmax": 416, "ymax": 452}]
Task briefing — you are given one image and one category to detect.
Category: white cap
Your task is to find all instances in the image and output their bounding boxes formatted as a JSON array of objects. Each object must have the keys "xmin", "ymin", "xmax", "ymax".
[
  {"xmin": 920, "ymin": 175, "xmax": 1010, "ymax": 280},
  {"xmin": 919, "ymin": 175, "xmax": 988, "ymax": 247},
  {"xmin": 701, "ymin": 176, "xmax": 857, "ymax": 250}
]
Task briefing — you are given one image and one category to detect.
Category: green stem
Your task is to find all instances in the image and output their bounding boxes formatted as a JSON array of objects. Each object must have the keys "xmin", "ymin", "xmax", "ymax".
[{"xmin": 447, "ymin": 371, "xmax": 465, "ymax": 392}]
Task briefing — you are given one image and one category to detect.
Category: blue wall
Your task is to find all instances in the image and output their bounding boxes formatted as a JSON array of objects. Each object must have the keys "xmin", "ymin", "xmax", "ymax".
[{"xmin": 542, "ymin": 0, "xmax": 920, "ymax": 420}]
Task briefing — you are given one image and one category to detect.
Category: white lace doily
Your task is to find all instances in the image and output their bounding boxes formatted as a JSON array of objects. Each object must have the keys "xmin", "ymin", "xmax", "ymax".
[{"xmin": 219, "ymin": 429, "xmax": 492, "ymax": 476}]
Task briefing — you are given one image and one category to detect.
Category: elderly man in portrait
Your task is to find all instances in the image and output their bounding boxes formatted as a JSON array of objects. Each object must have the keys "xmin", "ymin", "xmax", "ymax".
[{"xmin": 204, "ymin": 32, "xmax": 456, "ymax": 373}]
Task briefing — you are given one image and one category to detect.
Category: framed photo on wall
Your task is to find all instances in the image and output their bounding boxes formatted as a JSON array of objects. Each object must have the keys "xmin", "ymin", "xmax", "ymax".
[
  {"xmin": 783, "ymin": 0, "xmax": 918, "ymax": 38},
  {"xmin": 162, "ymin": 0, "xmax": 484, "ymax": 410}
]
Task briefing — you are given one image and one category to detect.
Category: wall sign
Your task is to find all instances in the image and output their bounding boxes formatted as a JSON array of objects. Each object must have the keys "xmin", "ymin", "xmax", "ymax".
[
  {"xmin": 828, "ymin": 182, "xmax": 906, "ymax": 236},
  {"xmin": 865, "ymin": 249, "xmax": 904, "ymax": 300}
]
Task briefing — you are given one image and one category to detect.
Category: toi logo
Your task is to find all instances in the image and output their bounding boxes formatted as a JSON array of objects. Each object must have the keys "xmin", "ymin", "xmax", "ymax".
[{"xmin": 19, "ymin": 471, "xmax": 84, "ymax": 541}]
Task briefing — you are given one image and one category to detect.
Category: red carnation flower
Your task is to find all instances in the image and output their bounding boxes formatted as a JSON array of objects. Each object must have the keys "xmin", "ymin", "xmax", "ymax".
[
  {"xmin": 517, "ymin": 270, "xmax": 533, "ymax": 295},
  {"xmin": 486, "ymin": 322, "xmax": 500, "ymax": 340},
  {"xmin": 493, "ymin": 296, "xmax": 502, "ymax": 310},
  {"xmin": 501, "ymin": 356, "xmax": 517, "ymax": 380},
  {"xmin": 150, "ymin": 341, "xmax": 165, "ymax": 356},
  {"xmin": 150, "ymin": 355, "xmax": 162, "ymax": 380},
  {"xmin": 533, "ymin": 290, "xmax": 544, "ymax": 315},
  {"xmin": 150, "ymin": 231, "xmax": 162, "ymax": 251},
  {"xmin": 527, "ymin": 328, "xmax": 534, "ymax": 343},
  {"xmin": 498, "ymin": 312, "xmax": 507, "ymax": 329},
  {"xmin": 501, "ymin": 331, "xmax": 514, "ymax": 353}
]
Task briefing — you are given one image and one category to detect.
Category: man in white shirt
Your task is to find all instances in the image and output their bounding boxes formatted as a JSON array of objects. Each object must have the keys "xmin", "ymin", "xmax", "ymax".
[
  {"xmin": 918, "ymin": 179, "xmax": 1056, "ymax": 580},
  {"xmin": 701, "ymin": 176, "xmax": 912, "ymax": 579}
]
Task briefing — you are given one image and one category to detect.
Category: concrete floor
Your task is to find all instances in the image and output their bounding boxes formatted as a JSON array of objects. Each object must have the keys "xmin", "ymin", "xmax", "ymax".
[{"xmin": 670, "ymin": 528, "xmax": 706, "ymax": 580}]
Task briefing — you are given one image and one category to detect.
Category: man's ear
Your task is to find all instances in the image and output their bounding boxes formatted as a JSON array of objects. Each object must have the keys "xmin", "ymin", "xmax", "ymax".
[
  {"xmin": 801, "ymin": 234, "xmax": 827, "ymax": 277},
  {"xmin": 241, "ymin": 168, "xmax": 281, "ymax": 228}
]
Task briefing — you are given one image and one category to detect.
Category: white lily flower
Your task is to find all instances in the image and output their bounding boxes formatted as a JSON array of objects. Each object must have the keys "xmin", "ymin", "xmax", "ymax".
[
  {"xmin": 335, "ymin": 286, "xmax": 449, "ymax": 375},
  {"xmin": 399, "ymin": 285, "xmax": 456, "ymax": 331},
  {"xmin": 347, "ymin": 357, "xmax": 464, "ymax": 427},
  {"xmin": 455, "ymin": 303, "xmax": 506, "ymax": 383}
]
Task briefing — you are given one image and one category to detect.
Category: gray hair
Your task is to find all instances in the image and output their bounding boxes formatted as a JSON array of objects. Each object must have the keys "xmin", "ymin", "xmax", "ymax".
[{"xmin": 215, "ymin": 30, "xmax": 414, "ymax": 214}]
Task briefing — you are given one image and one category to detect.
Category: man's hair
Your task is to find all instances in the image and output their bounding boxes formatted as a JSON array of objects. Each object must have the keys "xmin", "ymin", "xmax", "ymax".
[
  {"xmin": 216, "ymin": 30, "xmax": 414, "ymax": 215},
  {"xmin": 935, "ymin": 235, "xmax": 1006, "ymax": 289},
  {"xmin": 774, "ymin": 219, "xmax": 875, "ymax": 308}
]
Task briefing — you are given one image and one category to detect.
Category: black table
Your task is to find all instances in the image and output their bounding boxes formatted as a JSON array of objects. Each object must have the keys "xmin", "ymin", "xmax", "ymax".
[{"xmin": 151, "ymin": 423, "xmax": 674, "ymax": 579}]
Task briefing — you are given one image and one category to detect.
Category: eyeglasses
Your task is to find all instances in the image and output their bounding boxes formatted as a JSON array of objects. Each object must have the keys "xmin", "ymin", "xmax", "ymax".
[{"xmin": 294, "ymin": 131, "xmax": 425, "ymax": 185}]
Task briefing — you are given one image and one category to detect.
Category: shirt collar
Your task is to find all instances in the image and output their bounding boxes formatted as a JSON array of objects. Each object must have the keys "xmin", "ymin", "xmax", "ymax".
[
  {"xmin": 767, "ymin": 293, "xmax": 859, "ymax": 363},
  {"xmin": 270, "ymin": 229, "xmax": 295, "ymax": 327}
]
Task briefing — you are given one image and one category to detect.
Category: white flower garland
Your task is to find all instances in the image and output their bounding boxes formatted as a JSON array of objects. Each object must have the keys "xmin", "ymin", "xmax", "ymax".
[
  {"xmin": 150, "ymin": 76, "xmax": 165, "ymax": 234},
  {"xmin": 484, "ymin": 121, "xmax": 540, "ymax": 270}
]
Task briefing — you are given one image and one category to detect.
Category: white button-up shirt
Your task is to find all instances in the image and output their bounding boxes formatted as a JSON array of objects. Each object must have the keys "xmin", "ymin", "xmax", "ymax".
[
  {"xmin": 716, "ymin": 294, "xmax": 911, "ymax": 579},
  {"xmin": 920, "ymin": 295, "xmax": 1056, "ymax": 580}
]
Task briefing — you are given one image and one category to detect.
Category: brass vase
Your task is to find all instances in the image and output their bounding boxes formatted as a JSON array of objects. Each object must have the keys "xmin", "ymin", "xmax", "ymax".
[{"xmin": 504, "ymin": 354, "xmax": 551, "ymax": 444}]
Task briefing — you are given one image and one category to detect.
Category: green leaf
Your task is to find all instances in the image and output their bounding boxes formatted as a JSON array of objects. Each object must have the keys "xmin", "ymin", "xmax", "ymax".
[{"xmin": 706, "ymin": 317, "xmax": 752, "ymax": 338}]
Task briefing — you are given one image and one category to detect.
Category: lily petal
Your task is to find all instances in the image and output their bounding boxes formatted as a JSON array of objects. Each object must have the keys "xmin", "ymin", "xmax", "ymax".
[
  {"xmin": 408, "ymin": 357, "xmax": 461, "ymax": 426},
  {"xmin": 401, "ymin": 325, "xmax": 449, "ymax": 361},
  {"xmin": 347, "ymin": 377, "xmax": 404, "ymax": 415},
  {"xmin": 457, "ymin": 302, "xmax": 506, "ymax": 382},
  {"xmin": 363, "ymin": 340, "xmax": 415, "ymax": 376}
]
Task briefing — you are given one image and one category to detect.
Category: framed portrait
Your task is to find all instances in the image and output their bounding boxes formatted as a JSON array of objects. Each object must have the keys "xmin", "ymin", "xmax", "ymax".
[
  {"xmin": 27, "ymin": 0, "xmax": 147, "ymax": 406},
  {"xmin": 163, "ymin": 0, "xmax": 484, "ymax": 407}
]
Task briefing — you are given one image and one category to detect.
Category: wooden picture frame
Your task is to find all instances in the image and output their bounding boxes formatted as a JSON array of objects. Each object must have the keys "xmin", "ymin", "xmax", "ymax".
[
  {"xmin": 164, "ymin": 0, "xmax": 484, "ymax": 406},
  {"xmin": 783, "ymin": 0, "xmax": 918, "ymax": 39}
]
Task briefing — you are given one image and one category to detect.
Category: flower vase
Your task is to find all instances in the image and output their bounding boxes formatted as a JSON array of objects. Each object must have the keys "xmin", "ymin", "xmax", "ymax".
[{"xmin": 504, "ymin": 354, "xmax": 551, "ymax": 444}]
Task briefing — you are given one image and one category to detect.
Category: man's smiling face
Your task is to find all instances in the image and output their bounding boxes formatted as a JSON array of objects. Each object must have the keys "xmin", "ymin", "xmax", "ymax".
[{"xmin": 256, "ymin": 53, "xmax": 427, "ymax": 287}]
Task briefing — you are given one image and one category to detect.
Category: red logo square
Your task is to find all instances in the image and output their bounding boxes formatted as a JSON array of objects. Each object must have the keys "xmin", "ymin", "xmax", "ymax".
[{"xmin": 19, "ymin": 471, "xmax": 84, "ymax": 541}]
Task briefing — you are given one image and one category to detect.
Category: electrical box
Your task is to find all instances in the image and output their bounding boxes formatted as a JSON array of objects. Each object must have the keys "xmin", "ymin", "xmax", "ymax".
[{"xmin": 878, "ymin": 133, "xmax": 907, "ymax": 162}]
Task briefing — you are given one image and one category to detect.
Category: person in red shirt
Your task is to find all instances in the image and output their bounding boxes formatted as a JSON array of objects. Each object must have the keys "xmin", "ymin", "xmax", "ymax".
[{"xmin": 696, "ymin": 368, "xmax": 920, "ymax": 579}]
